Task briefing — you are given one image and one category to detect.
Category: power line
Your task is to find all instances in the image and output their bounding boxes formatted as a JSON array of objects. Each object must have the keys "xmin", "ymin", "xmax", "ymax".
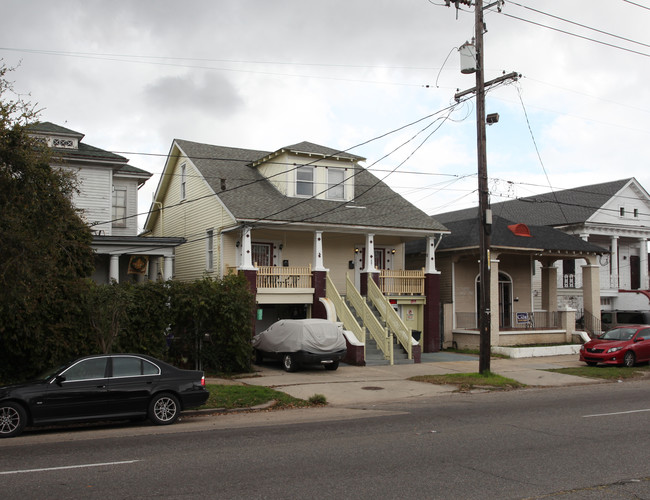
[
  {"xmin": 622, "ymin": 0, "xmax": 650, "ymax": 11},
  {"xmin": 507, "ymin": 1, "xmax": 650, "ymax": 50},
  {"xmin": 498, "ymin": 11, "xmax": 650, "ymax": 58}
]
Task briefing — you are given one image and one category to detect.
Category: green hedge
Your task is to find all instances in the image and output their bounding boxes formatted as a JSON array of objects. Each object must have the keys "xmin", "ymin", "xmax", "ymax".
[{"xmin": 0, "ymin": 274, "xmax": 255, "ymax": 383}]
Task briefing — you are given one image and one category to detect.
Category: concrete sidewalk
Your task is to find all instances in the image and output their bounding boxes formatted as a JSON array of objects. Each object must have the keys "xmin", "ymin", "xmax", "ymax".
[{"xmin": 228, "ymin": 353, "xmax": 600, "ymax": 406}]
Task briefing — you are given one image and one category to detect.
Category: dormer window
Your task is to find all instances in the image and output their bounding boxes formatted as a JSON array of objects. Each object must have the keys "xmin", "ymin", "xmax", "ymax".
[
  {"xmin": 296, "ymin": 166, "xmax": 314, "ymax": 196},
  {"xmin": 327, "ymin": 168, "xmax": 345, "ymax": 200}
]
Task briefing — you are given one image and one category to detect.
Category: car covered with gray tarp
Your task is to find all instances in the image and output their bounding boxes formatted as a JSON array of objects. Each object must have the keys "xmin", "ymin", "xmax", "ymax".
[{"xmin": 253, "ymin": 319, "xmax": 347, "ymax": 372}]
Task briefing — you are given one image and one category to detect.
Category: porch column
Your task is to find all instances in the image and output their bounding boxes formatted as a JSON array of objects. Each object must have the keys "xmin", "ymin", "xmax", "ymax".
[
  {"xmin": 610, "ymin": 236, "xmax": 619, "ymax": 289},
  {"xmin": 238, "ymin": 226, "xmax": 258, "ymax": 336},
  {"xmin": 489, "ymin": 255, "xmax": 500, "ymax": 346},
  {"xmin": 313, "ymin": 231, "xmax": 326, "ymax": 271},
  {"xmin": 582, "ymin": 264, "xmax": 601, "ymax": 327},
  {"xmin": 360, "ymin": 233, "xmax": 379, "ymax": 295},
  {"xmin": 488, "ymin": 253, "xmax": 501, "ymax": 346},
  {"xmin": 423, "ymin": 236, "xmax": 441, "ymax": 352},
  {"xmin": 239, "ymin": 226, "xmax": 255, "ymax": 270},
  {"xmin": 163, "ymin": 256, "xmax": 174, "ymax": 281},
  {"xmin": 639, "ymin": 238, "xmax": 648, "ymax": 289},
  {"xmin": 109, "ymin": 254, "xmax": 120, "ymax": 283},
  {"xmin": 541, "ymin": 265, "xmax": 558, "ymax": 311},
  {"xmin": 312, "ymin": 231, "xmax": 329, "ymax": 319}
]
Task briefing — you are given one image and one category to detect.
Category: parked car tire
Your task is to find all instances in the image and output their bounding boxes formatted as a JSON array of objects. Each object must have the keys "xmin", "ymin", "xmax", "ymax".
[
  {"xmin": 282, "ymin": 353, "xmax": 298, "ymax": 372},
  {"xmin": 0, "ymin": 401, "xmax": 27, "ymax": 438},
  {"xmin": 586, "ymin": 361, "xmax": 598, "ymax": 367},
  {"xmin": 623, "ymin": 351, "xmax": 636, "ymax": 368},
  {"xmin": 148, "ymin": 393, "xmax": 180, "ymax": 425},
  {"xmin": 254, "ymin": 349, "xmax": 264, "ymax": 365},
  {"xmin": 324, "ymin": 361, "xmax": 339, "ymax": 371}
]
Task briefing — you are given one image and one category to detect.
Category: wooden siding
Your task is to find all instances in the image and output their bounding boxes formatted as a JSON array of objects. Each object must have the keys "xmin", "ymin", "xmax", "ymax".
[
  {"xmin": 64, "ymin": 165, "xmax": 113, "ymax": 235},
  {"xmin": 149, "ymin": 154, "xmax": 236, "ymax": 281}
]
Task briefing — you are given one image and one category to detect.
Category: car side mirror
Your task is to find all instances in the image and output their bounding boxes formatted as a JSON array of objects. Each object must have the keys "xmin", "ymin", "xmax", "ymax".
[{"xmin": 55, "ymin": 375, "xmax": 66, "ymax": 386}]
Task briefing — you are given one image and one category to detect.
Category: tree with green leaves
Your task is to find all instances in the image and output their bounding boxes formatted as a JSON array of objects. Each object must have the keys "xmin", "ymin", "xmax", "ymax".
[{"xmin": 0, "ymin": 64, "xmax": 95, "ymax": 382}]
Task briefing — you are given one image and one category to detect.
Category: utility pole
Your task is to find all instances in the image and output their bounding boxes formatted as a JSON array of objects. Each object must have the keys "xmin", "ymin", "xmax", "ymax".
[
  {"xmin": 447, "ymin": 0, "xmax": 513, "ymax": 373},
  {"xmin": 472, "ymin": 0, "xmax": 491, "ymax": 374}
]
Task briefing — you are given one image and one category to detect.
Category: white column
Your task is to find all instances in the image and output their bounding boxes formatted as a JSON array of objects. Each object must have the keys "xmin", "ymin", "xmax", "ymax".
[
  {"xmin": 610, "ymin": 236, "xmax": 619, "ymax": 289},
  {"xmin": 109, "ymin": 255, "xmax": 120, "ymax": 283},
  {"xmin": 239, "ymin": 226, "xmax": 256, "ymax": 270},
  {"xmin": 313, "ymin": 231, "xmax": 327, "ymax": 271},
  {"xmin": 640, "ymin": 238, "xmax": 648, "ymax": 289},
  {"xmin": 362, "ymin": 233, "xmax": 377, "ymax": 273},
  {"xmin": 163, "ymin": 256, "xmax": 174, "ymax": 281},
  {"xmin": 425, "ymin": 235, "xmax": 440, "ymax": 274}
]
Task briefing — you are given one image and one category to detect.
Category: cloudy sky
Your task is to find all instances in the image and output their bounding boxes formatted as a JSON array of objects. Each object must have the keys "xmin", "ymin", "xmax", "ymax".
[{"xmin": 3, "ymin": 0, "xmax": 650, "ymax": 230}]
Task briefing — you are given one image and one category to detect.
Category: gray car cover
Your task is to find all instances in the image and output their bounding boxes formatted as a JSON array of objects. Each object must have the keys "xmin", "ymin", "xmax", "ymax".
[{"xmin": 252, "ymin": 319, "xmax": 347, "ymax": 354}]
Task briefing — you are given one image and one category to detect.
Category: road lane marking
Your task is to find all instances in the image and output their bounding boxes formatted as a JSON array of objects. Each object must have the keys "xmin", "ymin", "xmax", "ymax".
[
  {"xmin": 0, "ymin": 460, "xmax": 139, "ymax": 475},
  {"xmin": 583, "ymin": 409, "xmax": 650, "ymax": 418}
]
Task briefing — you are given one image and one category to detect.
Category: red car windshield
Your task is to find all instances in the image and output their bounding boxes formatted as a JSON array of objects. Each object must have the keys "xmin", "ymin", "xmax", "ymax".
[{"xmin": 601, "ymin": 328, "xmax": 636, "ymax": 341}]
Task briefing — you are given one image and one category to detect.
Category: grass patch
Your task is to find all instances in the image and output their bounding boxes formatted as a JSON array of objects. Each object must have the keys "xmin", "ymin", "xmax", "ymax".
[
  {"xmin": 201, "ymin": 384, "xmax": 312, "ymax": 410},
  {"xmin": 547, "ymin": 364, "xmax": 650, "ymax": 381},
  {"xmin": 308, "ymin": 394, "xmax": 327, "ymax": 405},
  {"xmin": 409, "ymin": 372, "xmax": 525, "ymax": 392}
]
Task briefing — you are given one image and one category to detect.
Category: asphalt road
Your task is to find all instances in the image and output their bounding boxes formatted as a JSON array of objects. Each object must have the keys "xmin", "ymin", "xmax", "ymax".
[{"xmin": 1, "ymin": 381, "xmax": 649, "ymax": 499}]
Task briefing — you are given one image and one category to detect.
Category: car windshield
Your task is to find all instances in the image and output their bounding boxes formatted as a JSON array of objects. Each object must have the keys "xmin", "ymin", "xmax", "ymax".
[{"xmin": 601, "ymin": 328, "xmax": 636, "ymax": 341}]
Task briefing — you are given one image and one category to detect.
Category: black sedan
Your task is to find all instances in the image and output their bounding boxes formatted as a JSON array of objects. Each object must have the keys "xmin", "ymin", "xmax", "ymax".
[{"xmin": 0, "ymin": 354, "xmax": 209, "ymax": 438}]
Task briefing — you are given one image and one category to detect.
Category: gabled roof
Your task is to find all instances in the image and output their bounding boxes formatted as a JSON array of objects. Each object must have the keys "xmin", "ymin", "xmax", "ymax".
[
  {"xmin": 251, "ymin": 141, "xmax": 365, "ymax": 167},
  {"xmin": 172, "ymin": 139, "xmax": 448, "ymax": 234},
  {"xmin": 28, "ymin": 122, "xmax": 150, "ymax": 179},
  {"xmin": 435, "ymin": 178, "xmax": 634, "ymax": 227},
  {"xmin": 28, "ymin": 121, "xmax": 85, "ymax": 139},
  {"xmin": 406, "ymin": 215, "xmax": 607, "ymax": 255}
]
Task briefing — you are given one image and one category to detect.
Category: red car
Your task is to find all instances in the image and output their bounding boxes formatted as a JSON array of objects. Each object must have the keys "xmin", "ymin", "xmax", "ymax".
[{"xmin": 580, "ymin": 325, "xmax": 650, "ymax": 367}]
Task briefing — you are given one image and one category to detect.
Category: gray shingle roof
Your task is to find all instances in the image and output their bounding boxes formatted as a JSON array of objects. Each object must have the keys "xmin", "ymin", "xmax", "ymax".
[
  {"xmin": 28, "ymin": 122, "xmax": 150, "ymax": 177},
  {"xmin": 175, "ymin": 139, "xmax": 447, "ymax": 233},
  {"xmin": 406, "ymin": 215, "xmax": 607, "ymax": 255},
  {"xmin": 435, "ymin": 178, "xmax": 632, "ymax": 226}
]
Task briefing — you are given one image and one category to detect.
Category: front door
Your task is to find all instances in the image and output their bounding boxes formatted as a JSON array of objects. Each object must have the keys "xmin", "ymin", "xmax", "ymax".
[
  {"xmin": 476, "ymin": 272, "xmax": 513, "ymax": 328},
  {"xmin": 252, "ymin": 242, "xmax": 273, "ymax": 267}
]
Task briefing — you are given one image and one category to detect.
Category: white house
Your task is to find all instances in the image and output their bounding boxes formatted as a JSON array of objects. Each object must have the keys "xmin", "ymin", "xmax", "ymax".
[{"xmin": 28, "ymin": 122, "xmax": 184, "ymax": 283}]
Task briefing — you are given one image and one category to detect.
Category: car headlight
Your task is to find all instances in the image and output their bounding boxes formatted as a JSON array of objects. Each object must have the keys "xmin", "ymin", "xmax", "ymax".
[{"xmin": 607, "ymin": 346, "xmax": 622, "ymax": 353}]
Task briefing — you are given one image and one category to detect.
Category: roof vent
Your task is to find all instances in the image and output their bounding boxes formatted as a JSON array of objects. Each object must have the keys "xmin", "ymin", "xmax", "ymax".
[{"xmin": 508, "ymin": 223, "xmax": 531, "ymax": 237}]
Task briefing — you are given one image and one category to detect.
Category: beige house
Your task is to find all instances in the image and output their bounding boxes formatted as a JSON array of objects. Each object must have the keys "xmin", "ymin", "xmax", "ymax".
[
  {"xmin": 144, "ymin": 139, "xmax": 449, "ymax": 365},
  {"xmin": 435, "ymin": 178, "xmax": 650, "ymax": 329},
  {"xmin": 406, "ymin": 215, "xmax": 606, "ymax": 349}
]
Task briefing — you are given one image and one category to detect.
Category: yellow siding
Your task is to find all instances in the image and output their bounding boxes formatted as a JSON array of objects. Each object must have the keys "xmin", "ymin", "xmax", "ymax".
[{"xmin": 149, "ymin": 154, "xmax": 236, "ymax": 282}]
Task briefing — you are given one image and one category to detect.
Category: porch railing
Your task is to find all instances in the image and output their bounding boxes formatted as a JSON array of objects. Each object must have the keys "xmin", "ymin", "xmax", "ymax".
[
  {"xmin": 455, "ymin": 311, "xmax": 560, "ymax": 330},
  {"xmin": 325, "ymin": 273, "xmax": 365, "ymax": 344},
  {"xmin": 379, "ymin": 269, "xmax": 425, "ymax": 295},
  {"xmin": 346, "ymin": 274, "xmax": 393, "ymax": 364},
  {"xmin": 256, "ymin": 265, "xmax": 312, "ymax": 289},
  {"xmin": 368, "ymin": 275, "xmax": 413, "ymax": 359}
]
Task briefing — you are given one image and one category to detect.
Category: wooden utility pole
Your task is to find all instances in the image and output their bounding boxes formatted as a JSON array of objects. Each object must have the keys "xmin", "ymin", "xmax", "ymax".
[{"xmin": 474, "ymin": 0, "xmax": 492, "ymax": 374}]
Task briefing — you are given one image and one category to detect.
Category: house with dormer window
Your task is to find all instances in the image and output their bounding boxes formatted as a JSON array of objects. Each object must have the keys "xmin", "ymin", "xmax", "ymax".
[
  {"xmin": 144, "ymin": 139, "xmax": 449, "ymax": 365},
  {"xmin": 28, "ymin": 122, "xmax": 185, "ymax": 283},
  {"xmin": 430, "ymin": 178, "xmax": 650, "ymax": 332}
]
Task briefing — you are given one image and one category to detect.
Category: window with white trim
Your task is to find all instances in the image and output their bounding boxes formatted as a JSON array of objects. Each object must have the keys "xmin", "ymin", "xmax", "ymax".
[
  {"xmin": 327, "ymin": 168, "xmax": 345, "ymax": 200},
  {"xmin": 206, "ymin": 229, "xmax": 214, "ymax": 271},
  {"xmin": 112, "ymin": 187, "xmax": 127, "ymax": 227},
  {"xmin": 296, "ymin": 166, "xmax": 314, "ymax": 196},
  {"xmin": 180, "ymin": 163, "xmax": 187, "ymax": 200}
]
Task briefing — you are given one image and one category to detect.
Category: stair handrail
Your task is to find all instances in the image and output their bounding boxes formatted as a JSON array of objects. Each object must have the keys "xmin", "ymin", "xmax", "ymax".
[
  {"xmin": 325, "ymin": 273, "xmax": 365, "ymax": 343},
  {"xmin": 346, "ymin": 274, "xmax": 393, "ymax": 363},
  {"xmin": 367, "ymin": 276, "xmax": 414, "ymax": 359}
]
